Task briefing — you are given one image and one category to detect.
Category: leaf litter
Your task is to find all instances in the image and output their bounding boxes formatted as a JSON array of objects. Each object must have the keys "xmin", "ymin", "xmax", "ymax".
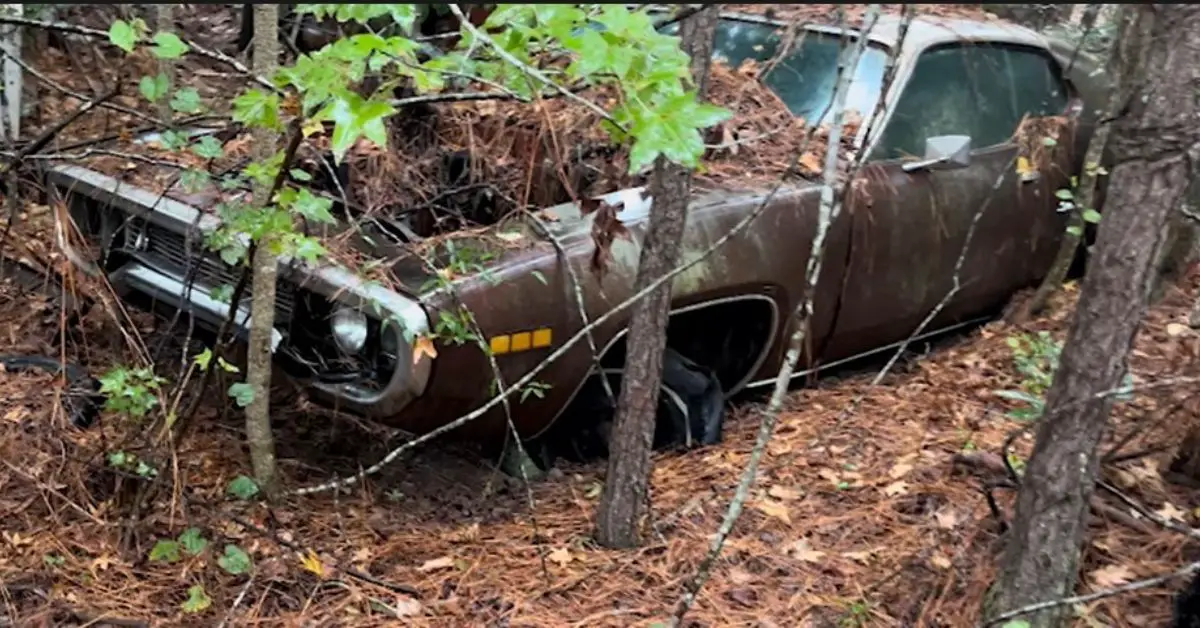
[
  {"xmin": 1, "ymin": 4, "xmax": 1197, "ymax": 628},
  {"xmin": 3, "ymin": 201, "xmax": 1200, "ymax": 625}
]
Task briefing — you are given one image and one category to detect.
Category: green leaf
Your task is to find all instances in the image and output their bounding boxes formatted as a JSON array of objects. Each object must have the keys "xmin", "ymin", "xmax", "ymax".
[
  {"xmin": 231, "ymin": 89, "xmax": 282, "ymax": 131},
  {"xmin": 531, "ymin": 270, "xmax": 547, "ymax": 285},
  {"xmin": 179, "ymin": 169, "xmax": 210, "ymax": 193},
  {"xmin": 181, "ymin": 584, "xmax": 211, "ymax": 614},
  {"xmin": 292, "ymin": 189, "xmax": 335, "ymax": 224},
  {"xmin": 1002, "ymin": 622, "xmax": 1031, "ymax": 628},
  {"xmin": 688, "ymin": 102, "xmax": 733, "ymax": 129},
  {"xmin": 138, "ymin": 73, "xmax": 171, "ymax": 103},
  {"xmin": 159, "ymin": 129, "xmax": 189, "ymax": 151},
  {"xmin": 148, "ymin": 539, "xmax": 181, "ymax": 563},
  {"xmin": 324, "ymin": 93, "xmax": 395, "ymax": 162},
  {"xmin": 151, "ymin": 31, "xmax": 189, "ymax": 59},
  {"xmin": 193, "ymin": 348, "xmax": 213, "ymax": 370},
  {"xmin": 170, "ymin": 87, "xmax": 203, "ymax": 114},
  {"xmin": 191, "ymin": 135, "xmax": 224, "ymax": 160},
  {"xmin": 1041, "ymin": 136, "xmax": 1057, "ymax": 147},
  {"xmin": 1081, "ymin": 208, "xmax": 1102, "ymax": 224},
  {"xmin": 217, "ymin": 544, "xmax": 252, "ymax": 575},
  {"xmin": 226, "ymin": 475, "xmax": 260, "ymax": 500},
  {"xmin": 1066, "ymin": 224, "xmax": 1084, "ymax": 237},
  {"xmin": 217, "ymin": 357, "xmax": 239, "ymax": 373},
  {"xmin": 210, "ymin": 284, "xmax": 234, "ymax": 304},
  {"xmin": 289, "ymin": 168, "xmax": 313, "ymax": 182},
  {"xmin": 1055, "ymin": 188, "xmax": 1074, "ymax": 201},
  {"xmin": 227, "ymin": 382, "xmax": 255, "ymax": 407},
  {"xmin": 177, "ymin": 527, "xmax": 208, "ymax": 556},
  {"xmin": 285, "ymin": 233, "xmax": 327, "ymax": 264},
  {"xmin": 108, "ymin": 20, "xmax": 137, "ymax": 53}
]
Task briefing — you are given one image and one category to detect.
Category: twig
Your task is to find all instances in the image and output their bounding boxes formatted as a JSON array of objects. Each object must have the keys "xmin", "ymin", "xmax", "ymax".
[
  {"xmin": 669, "ymin": 7, "xmax": 881, "ymax": 625},
  {"xmin": 0, "ymin": 14, "xmax": 277, "ymax": 92},
  {"xmin": 232, "ymin": 513, "xmax": 421, "ymax": 598},
  {"xmin": 1097, "ymin": 480, "xmax": 1200, "ymax": 540},
  {"xmin": 17, "ymin": 148, "xmax": 189, "ymax": 170},
  {"xmin": 0, "ymin": 44, "xmax": 158, "ymax": 125},
  {"xmin": 0, "ymin": 85, "xmax": 119, "ymax": 176},
  {"xmin": 446, "ymin": 4, "xmax": 622, "ymax": 130},
  {"xmin": 390, "ymin": 90, "xmax": 527, "ymax": 108},
  {"xmin": 978, "ymin": 560, "xmax": 1200, "ymax": 627},
  {"xmin": 652, "ymin": 5, "xmax": 707, "ymax": 31},
  {"xmin": 217, "ymin": 574, "xmax": 256, "ymax": 628},
  {"xmin": 0, "ymin": 459, "xmax": 106, "ymax": 525}
]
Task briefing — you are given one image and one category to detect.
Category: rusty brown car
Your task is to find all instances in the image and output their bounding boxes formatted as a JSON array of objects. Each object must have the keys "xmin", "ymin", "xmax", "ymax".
[{"xmin": 48, "ymin": 12, "xmax": 1108, "ymax": 474}]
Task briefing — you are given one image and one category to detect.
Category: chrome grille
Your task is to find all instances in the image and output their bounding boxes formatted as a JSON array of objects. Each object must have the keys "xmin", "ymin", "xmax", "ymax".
[{"xmin": 138, "ymin": 222, "xmax": 296, "ymax": 323}]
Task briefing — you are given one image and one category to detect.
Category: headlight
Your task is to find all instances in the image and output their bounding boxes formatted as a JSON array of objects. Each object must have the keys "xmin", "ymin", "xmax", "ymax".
[{"xmin": 330, "ymin": 307, "xmax": 368, "ymax": 354}]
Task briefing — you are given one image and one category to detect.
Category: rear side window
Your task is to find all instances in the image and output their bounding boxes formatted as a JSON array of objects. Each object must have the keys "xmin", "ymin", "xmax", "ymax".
[{"xmin": 871, "ymin": 43, "xmax": 1069, "ymax": 161}]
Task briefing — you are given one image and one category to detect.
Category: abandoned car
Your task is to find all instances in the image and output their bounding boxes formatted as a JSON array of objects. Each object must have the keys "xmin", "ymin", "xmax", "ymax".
[{"xmin": 48, "ymin": 12, "xmax": 1107, "ymax": 473}]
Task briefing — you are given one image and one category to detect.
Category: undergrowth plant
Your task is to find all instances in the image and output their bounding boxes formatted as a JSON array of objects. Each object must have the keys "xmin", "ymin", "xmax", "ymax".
[
  {"xmin": 996, "ymin": 329, "xmax": 1132, "ymax": 421},
  {"xmin": 996, "ymin": 330, "xmax": 1062, "ymax": 420}
]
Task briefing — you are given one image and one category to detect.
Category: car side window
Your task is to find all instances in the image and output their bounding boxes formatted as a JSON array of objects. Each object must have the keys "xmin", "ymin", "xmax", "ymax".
[{"xmin": 870, "ymin": 44, "xmax": 1069, "ymax": 161}]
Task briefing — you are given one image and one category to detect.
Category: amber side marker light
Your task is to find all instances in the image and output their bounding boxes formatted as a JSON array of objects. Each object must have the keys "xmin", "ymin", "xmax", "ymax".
[{"xmin": 490, "ymin": 328, "xmax": 553, "ymax": 355}]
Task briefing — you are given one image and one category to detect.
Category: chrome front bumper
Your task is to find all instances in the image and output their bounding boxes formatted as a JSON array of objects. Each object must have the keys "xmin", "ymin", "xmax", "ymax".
[{"xmin": 48, "ymin": 164, "xmax": 434, "ymax": 419}]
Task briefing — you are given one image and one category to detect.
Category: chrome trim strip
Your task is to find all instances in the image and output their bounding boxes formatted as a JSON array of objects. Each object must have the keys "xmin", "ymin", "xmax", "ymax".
[
  {"xmin": 111, "ymin": 262, "xmax": 282, "ymax": 352},
  {"xmin": 744, "ymin": 315, "xmax": 990, "ymax": 389}
]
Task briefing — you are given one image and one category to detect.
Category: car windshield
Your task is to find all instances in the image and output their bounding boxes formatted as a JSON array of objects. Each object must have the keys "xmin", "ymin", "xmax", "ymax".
[{"xmin": 666, "ymin": 18, "xmax": 889, "ymax": 126}]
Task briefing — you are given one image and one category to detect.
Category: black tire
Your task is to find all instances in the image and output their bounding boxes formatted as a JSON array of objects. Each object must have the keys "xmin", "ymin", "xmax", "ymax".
[
  {"xmin": 545, "ymin": 347, "xmax": 727, "ymax": 464},
  {"xmin": 0, "ymin": 355, "xmax": 103, "ymax": 428}
]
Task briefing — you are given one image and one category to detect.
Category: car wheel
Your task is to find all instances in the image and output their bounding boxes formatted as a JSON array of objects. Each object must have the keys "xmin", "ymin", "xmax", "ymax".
[
  {"xmin": 497, "ymin": 436, "xmax": 552, "ymax": 481},
  {"xmin": 543, "ymin": 347, "xmax": 726, "ymax": 464}
]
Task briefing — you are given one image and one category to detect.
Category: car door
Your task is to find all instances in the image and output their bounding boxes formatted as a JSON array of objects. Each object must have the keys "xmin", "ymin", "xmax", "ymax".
[{"xmin": 821, "ymin": 41, "xmax": 1071, "ymax": 361}]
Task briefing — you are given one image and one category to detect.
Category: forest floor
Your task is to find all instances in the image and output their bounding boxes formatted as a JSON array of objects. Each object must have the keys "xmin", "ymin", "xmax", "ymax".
[
  {"xmin": 1, "ymin": 4, "xmax": 1198, "ymax": 627},
  {"xmin": 1, "ymin": 230, "xmax": 1198, "ymax": 628}
]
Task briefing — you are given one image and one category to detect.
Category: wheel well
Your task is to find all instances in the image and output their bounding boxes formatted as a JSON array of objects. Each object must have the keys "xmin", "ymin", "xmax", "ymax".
[{"xmin": 600, "ymin": 296, "xmax": 777, "ymax": 394}]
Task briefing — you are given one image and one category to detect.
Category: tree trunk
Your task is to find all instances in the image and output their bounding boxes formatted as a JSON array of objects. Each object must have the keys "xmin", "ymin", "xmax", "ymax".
[
  {"xmin": 989, "ymin": 6, "xmax": 1200, "ymax": 626},
  {"xmin": 244, "ymin": 4, "xmax": 281, "ymax": 500},
  {"xmin": 1151, "ymin": 200, "xmax": 1200, "ymax": 303},
  {"xmin": 1015, "ymin": 3, "xmax": 1108, "ymax": 322},
  {"xmin": 594, "ymin": 4, "xmax": 719, "ymax": 550},
  {"xmin": 155, "ymin": 4, "xmax": 173, "ymax": 125}
]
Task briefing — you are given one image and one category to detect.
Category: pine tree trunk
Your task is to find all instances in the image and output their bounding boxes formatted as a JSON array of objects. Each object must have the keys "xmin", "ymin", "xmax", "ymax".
[
  {"xmin": 594, "ymin": 4, "xmax": 719, "ymax": 550},
  {"xmin": 245, "ymin": 4, "xmax": 281, "ymax": 500},
  {"xmin": 989, "ymin": 6, "xmax": 1200, "ymax": 626}
]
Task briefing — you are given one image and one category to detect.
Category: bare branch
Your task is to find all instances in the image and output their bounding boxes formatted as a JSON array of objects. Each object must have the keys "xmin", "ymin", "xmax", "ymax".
[
  {"xmin": 979, "ymin": 560, "xmax": 1200, "ymax": 627},
  {"xmin": 0, "ymin": 44, "xmax": 159, "ymax": 125},
  {"xmin": 446, "ymin": 4, "xmax": 622, "ymax": 130},
  {"xmin": 0, "ymin": 14, "xmax": 277, "ymax": 92},
  {"xmin": 669, "ymin": 6, "xmax": 882, "ymax": 624}
]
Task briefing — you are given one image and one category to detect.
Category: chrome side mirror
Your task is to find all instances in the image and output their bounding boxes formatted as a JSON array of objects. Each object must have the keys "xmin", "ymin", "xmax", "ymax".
[{"xmin": 901, "ymin": 134, "xmax": 972, "ymax": 173}]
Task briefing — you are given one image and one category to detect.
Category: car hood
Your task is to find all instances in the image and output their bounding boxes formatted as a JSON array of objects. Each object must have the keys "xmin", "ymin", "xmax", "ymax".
[{"xmin": 383, "ymin": 181, "xmax": 803, "ymax": 300}]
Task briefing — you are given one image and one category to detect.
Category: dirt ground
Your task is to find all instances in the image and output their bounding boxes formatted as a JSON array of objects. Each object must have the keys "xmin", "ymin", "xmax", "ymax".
[
  {"xmin": 1, "ymin": 240, "xmax": 1198, "ymax": 627},
  {"xmin": 2, "ymin": 4, "xmax": 1199, "ymax": 627}
]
